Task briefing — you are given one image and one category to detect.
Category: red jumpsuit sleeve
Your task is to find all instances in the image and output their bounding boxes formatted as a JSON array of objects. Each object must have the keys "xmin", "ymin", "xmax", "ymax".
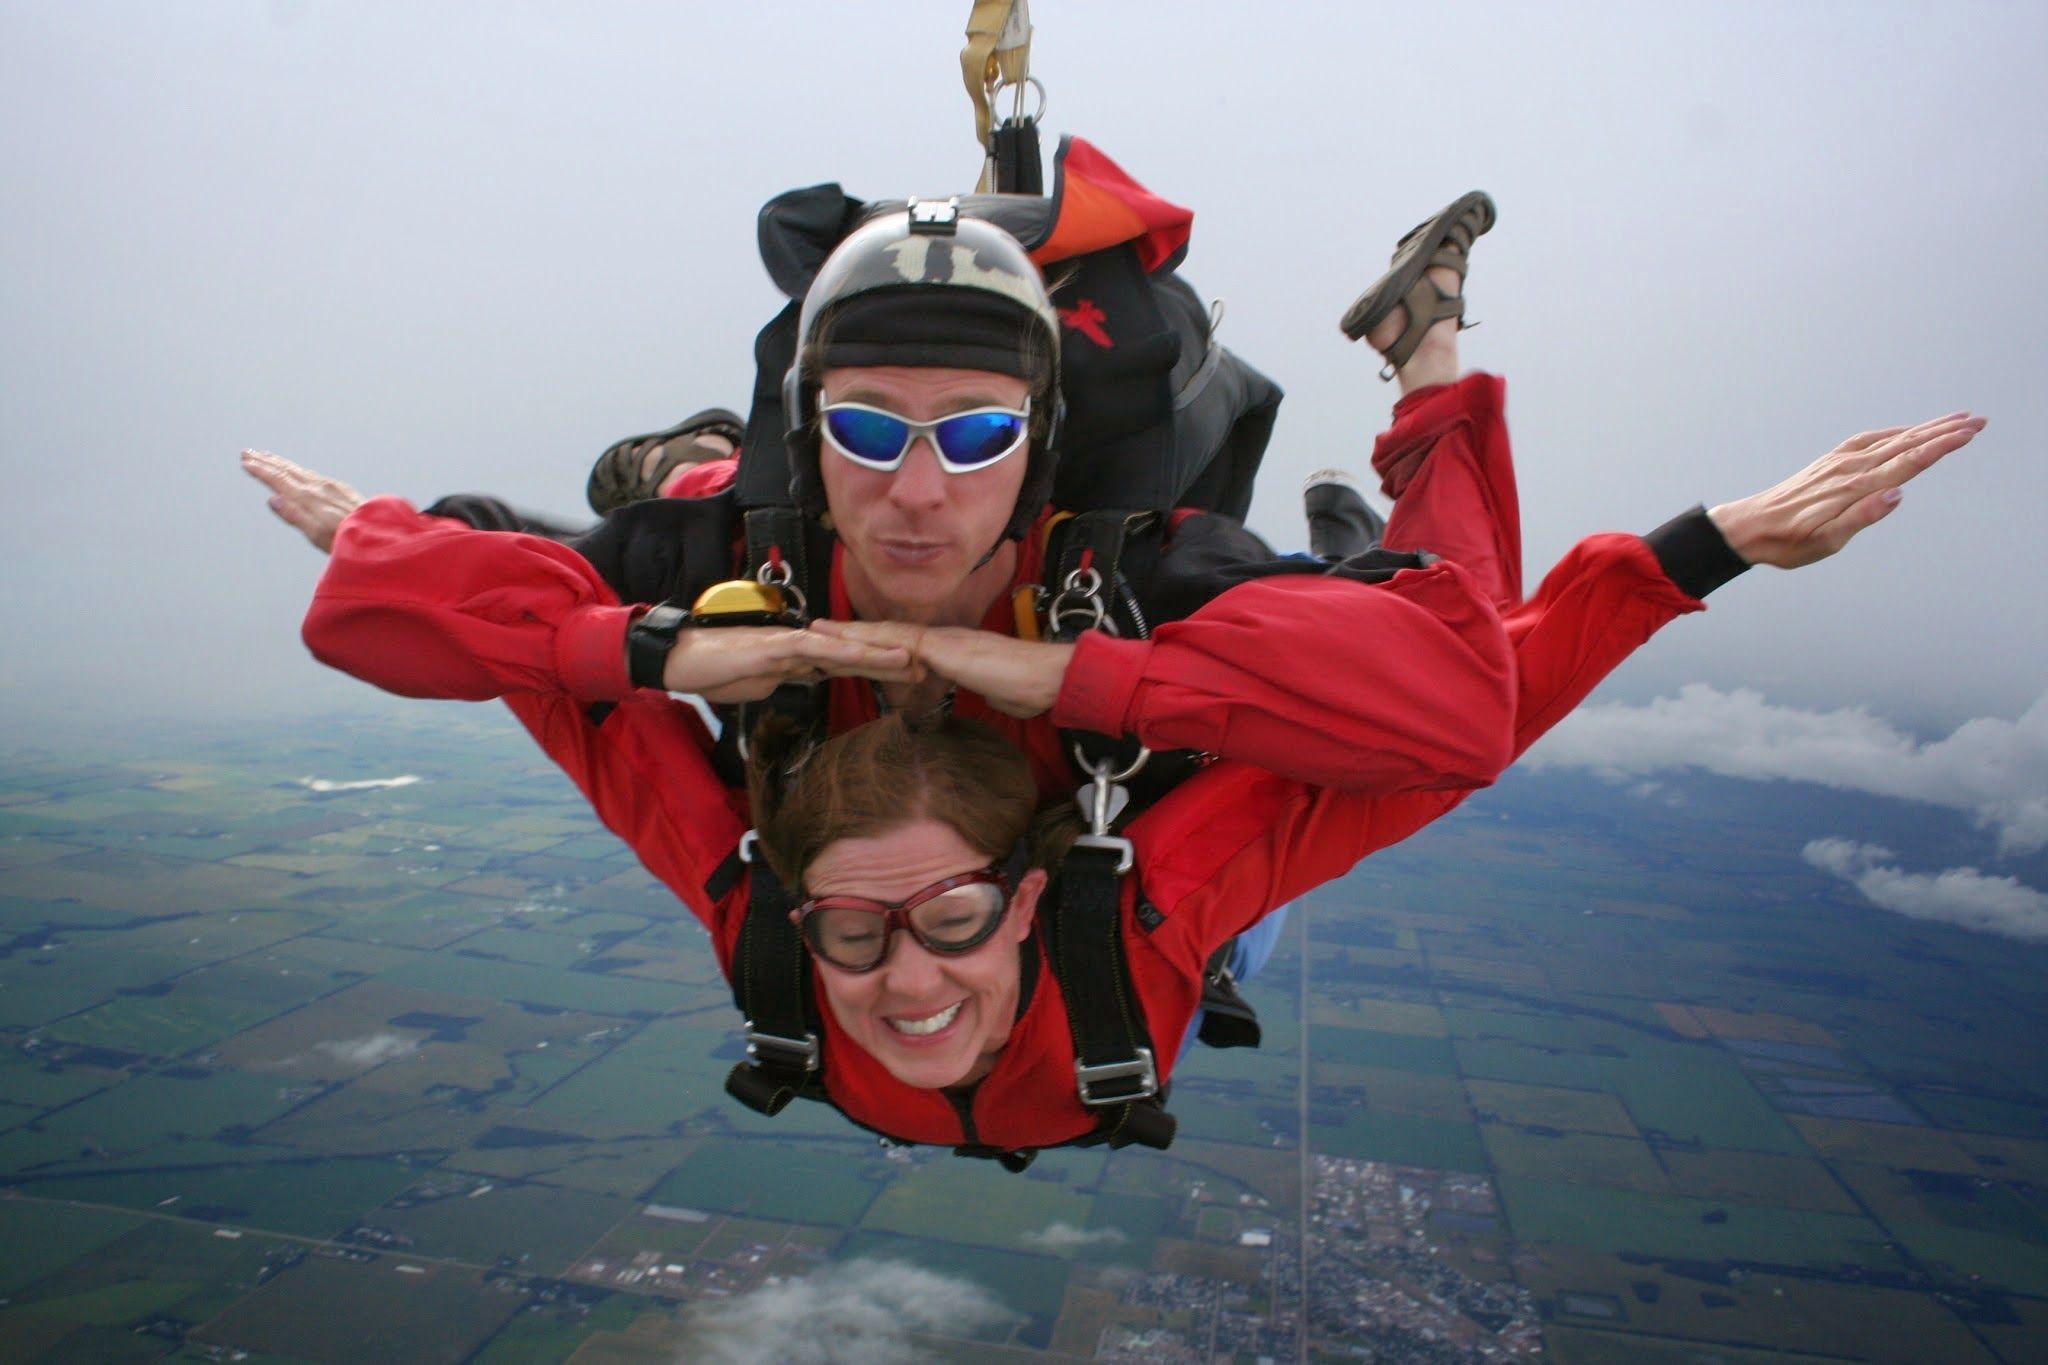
[
  {"xmin": 1127, "ymin": 531, "xmax": 1704, "ymax": 977},
  {"xmin": 303, "ymin": 497, "xmax": 639, "ymax": 702},
  {"xmin": 501, "ymin": 690, "xmax": 751, "ymax": 959},
  {"xmin": 1050, "ymin": 559, "xmax": 1517, "ymax": 793}
]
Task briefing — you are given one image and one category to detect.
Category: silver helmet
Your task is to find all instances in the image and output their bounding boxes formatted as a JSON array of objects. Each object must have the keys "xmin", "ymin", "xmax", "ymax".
[{"xmin": 782, "ymin": 199, "xmax": 1063, "ymax": 541}]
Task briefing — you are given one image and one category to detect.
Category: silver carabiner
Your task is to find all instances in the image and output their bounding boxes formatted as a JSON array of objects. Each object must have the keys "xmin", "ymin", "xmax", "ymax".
[
  {"xmin": 988, "ymin": 75, "xmax": 1047, "ymax": 125},
  {"xmin": 754, "ymin": 558, "xmax": 809, "ymax": 620},
  {"xmin": 1071, "ymin": 743, "xmax": 1151, "ymax": 840},
  {"xmin": 1047, "ymin": 563, "xmax": 1110, "ymax": 637}
]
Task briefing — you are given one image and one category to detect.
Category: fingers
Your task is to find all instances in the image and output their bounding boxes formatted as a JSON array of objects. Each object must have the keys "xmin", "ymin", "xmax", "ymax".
[
  {"xmin": 1822, "ymin": 484, "xmax": 1906, "ymax": 555},
  {"xmin": 1834, "ymin": 425, "xmax": 1909, "ymax": 454},
  {"xmin": 1868, "ymin": 415, "xmax": 1984, "ymax": 486},
  {"xmin": 784, "ymin": 627, "xmax": 918, "ymax": 681},
  {"xmin": 809, "ymin": 618, "xmax": 924, "ymax": 651},
  {"xmin": 1830, "ymin": 412, "xmax": 1977, "ymax": 472},
  {"xmin": 241, "ymin": 448, "xmax": 294, "ymax": 494},
  {"xmin": 240, "ymin": 448, "xmax": 362, "ymax": 500}
]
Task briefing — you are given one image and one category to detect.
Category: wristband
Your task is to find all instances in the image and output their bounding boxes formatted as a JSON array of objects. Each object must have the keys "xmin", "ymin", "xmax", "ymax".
[
  {"xmin": 627, "ymin": 605, "xmax": 689, "ymax": 690},
  {"xmin": 625, "ymin": 582, "xmax": 806, "ymax": 691}
]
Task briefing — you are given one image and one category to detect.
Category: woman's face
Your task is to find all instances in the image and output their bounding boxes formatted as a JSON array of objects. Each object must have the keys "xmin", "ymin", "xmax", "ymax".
[{"xmin": 803, "ymin": 816, "xmax": 1045, "ymax": 1090}]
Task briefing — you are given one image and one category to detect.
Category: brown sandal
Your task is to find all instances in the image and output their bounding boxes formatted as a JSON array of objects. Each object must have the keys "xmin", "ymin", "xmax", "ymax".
[
  {"xmin": 586, "ymin": 407, "xmax": 746, "ymax": 515},
  {"xmin": 1339, "ymin": 191, "xmax": 1496, "ymax": 379}
]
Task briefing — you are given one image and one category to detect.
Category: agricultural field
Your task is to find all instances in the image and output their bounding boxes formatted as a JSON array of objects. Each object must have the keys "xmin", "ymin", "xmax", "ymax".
[{"xmin": 0, "ymin": 723, "xmax": 2045, "ymax": 1360}]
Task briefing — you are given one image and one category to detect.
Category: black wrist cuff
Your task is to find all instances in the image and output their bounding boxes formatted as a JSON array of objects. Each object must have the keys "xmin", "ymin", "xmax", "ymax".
[
  {"xmin": 1644, "ymin": 505, "xmax": 1751, "ymax": 600},
  {"xmin": 626, "ymin": 605, "xmax": 689, "ymax": 690}
]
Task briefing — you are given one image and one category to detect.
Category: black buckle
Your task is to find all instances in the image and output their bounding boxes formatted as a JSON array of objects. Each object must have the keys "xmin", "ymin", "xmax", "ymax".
[{"xmin": 1076, "ymin": 1048, "xmax": 1158, "ymax": 1106}]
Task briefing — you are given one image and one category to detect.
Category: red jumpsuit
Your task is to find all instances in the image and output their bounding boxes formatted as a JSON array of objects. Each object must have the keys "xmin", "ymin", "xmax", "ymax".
[{"xmin": 301, "ymin": 374, "xmax": 1743, "ymax": 1152}]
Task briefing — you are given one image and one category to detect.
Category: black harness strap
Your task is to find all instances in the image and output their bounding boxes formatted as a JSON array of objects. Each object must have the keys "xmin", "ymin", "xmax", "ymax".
[
  {"xmin": 724, "ymin": 505, "xmax": 835, "ymax": 1117},
  {"xmin": 1044, "ymin": 508, "xmax": 1154, "ymax": 642},
  {"xmin": 723, "ymin": 847, "xmax": 823, "ymax": 1117},
  {"xmin": 1048, "ymin": 844, "xmax": 1176, "ymax": 1152}
]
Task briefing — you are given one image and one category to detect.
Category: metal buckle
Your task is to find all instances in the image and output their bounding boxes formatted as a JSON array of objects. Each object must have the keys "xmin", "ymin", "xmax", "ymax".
[
  {"xmin": 742, "ymin": 1023, "xmax": 819, "ymax": 1074},
  {"xmin": 1070, "ymin": 832, "xmax": 1134, "ymax": 876},
  {"xmin": 1047, "ymin": 564, "xmax": 1110, "ymax": 638},
  {"xmin": 1075, "ymin": 1048, "xmax": 1158, "ymax": 1106},
  {"xmin": 753, "ymin": 560, "xmax": 809, "ymax": 621}
]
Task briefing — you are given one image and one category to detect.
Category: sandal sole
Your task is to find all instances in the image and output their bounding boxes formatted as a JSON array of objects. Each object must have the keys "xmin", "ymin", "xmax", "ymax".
[{"xmin": 1338, "ymin": 191, "xmax": 1497, "ymax": 342}]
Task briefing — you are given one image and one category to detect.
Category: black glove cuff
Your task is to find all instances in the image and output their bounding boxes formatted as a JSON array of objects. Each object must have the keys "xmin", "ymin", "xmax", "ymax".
[
  {"xmin": 627, "ymin": 605, "xmax": 689, "ymax": 690},
  {"xmin": 1644, "ymin": 505, "xmax": 1751, "ymax": 600}
]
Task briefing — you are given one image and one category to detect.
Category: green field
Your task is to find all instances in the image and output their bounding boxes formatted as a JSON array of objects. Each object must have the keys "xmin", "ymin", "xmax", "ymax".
[
  {"xmin": 4, "ymin": 1218, "xmax": 284, "ymax": 1330},
  {"xmin": 523, "ymin": 1018, "xmax": 735, "ymax": 1135},
  {"xmin": 1480, "ymin": 1126, "xmax": 1670, "ymax": 1191},
  {"xmin": 0, "ymin": 1201, "xmax": 146, "ymax": 1294},
  {"xmin": 37, "ymin": 1067, "xmax": 303, "ymax": 1152},
  {"xmin": 647, "ymin": 1140, "xmax": 883, "ymax": 1226},
  {"xmin": 1500, "ymin": 1177, "xmax": 1901, "ymax": 1270},
  {"xmin": 1313, "ymin": 1109, "xmax": 1487, "ymax": 1172},
  {"xmin": 377, "ymin": 952, "xmax": 681, "ymax": 1018},
  {"xmin": 862, "ymin": 1161, "xmax": 1096, "ymax": 1253},
  {"xmin": 17, "ymin": 1157, "xmax": 421, "ymax": 1240},
  {"xmin": 373, "ymin": 1180, "xmax": 635, "ymax": 1275},
  {"xmin": 191, "ymin": 1254, "xmax": 524, "ymax": 1362},
  {"xmin": 1312, "ymin": 1028, "xmax": 1458, "ymax": 1074}
]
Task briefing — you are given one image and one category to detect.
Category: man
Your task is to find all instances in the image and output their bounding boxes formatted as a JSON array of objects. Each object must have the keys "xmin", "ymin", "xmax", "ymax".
[{"xmin": 255, "ymin": 199, "xmax": 1534, "ymax": 807}]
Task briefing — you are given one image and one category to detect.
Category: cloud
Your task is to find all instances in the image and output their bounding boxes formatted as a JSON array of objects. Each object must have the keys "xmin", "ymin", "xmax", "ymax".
[
  {"xmin": 315, "ymin": 1032, "xmax": 419, "ymax": 1068},
  {"xmin": 679, "ymin": 1258, "xmax": 1016, "ymax": 1365},
  {"xmin": 1523, "ymin": 686, "xmax": 2048, "ymax": 854},
  {"xmin": 297, "ymin": 774, "xmax": 423, "ymax": 793},
  {"xmin": 1802, "ymin": 839, "xmax": 2048, "ymax": 943},
  {"xmin": 1019, "ymin": 1221, "xmax": 1126, "ymax": 1252}
]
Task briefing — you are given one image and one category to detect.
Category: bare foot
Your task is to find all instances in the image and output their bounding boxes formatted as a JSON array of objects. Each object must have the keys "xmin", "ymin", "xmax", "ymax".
[{"xmin": 638, "ymin": 431, "xmax": 737, "ymax": 485}]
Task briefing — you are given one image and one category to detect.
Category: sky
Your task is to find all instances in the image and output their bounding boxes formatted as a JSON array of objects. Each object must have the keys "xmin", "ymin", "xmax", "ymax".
[{"xmin": 2, "ymin": 1, "xmax": 2043, "ymax": 750}]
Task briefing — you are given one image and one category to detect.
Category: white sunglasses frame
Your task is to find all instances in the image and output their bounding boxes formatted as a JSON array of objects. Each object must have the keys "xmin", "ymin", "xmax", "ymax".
[{"xmin": 817, "ymin": 397, "xmax": 1033, "ymax": 474}]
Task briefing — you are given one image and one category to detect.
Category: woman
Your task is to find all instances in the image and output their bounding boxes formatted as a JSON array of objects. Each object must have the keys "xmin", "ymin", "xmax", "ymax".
[{"xmin": 500, "ymin": 480, "xmax": 1766, "ymax": 1156}]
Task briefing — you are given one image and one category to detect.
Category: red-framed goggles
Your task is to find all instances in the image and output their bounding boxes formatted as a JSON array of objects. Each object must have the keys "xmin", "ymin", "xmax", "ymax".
[
  {"xmin": 794, "ymin": 865, "xmax": 1014, "ymax": 973},
  {"xmin": 818, "ymin": 398, "xmax": 1031, "ymax": 474}
]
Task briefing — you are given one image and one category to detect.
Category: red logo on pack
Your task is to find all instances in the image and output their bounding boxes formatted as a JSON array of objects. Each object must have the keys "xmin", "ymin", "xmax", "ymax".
[{"xmin": 1058, "ymin": 300, "xmax": 1112, "ymax": 348}]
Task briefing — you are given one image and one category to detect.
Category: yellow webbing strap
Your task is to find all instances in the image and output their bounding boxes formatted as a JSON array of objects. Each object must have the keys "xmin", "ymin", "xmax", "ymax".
[{"xmin": 961, "ymin": 0, "xmax": 1033, "ymax": 190}]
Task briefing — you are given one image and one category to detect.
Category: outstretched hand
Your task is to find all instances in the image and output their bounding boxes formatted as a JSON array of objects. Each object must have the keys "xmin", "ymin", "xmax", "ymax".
[
  {"xmin": 810, "ymin": 620, "xmax": 1075, "ymax": 717},
  {"xmin": 242, "ymin": 449, "xmax": 364, "ymax": 555},
  {"xmin": 1708, "ymin": 412, "xmax": 1985, "ymax": 569}
]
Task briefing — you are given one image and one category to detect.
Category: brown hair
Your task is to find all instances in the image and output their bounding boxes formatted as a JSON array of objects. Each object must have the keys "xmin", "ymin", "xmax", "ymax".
[{"xmin": 747, "ymin": 712, "xmax": 1049, "ymax": 894}]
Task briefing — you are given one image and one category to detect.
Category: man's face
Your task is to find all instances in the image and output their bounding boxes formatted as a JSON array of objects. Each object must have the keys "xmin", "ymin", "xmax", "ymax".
[
  {"xmin": 803, "ymin": 816, "xmax": 1043, "ymax": 1091},
  {"xmin": 817, "ymin": 365, "xmax": 1032, "ymax": 619}
]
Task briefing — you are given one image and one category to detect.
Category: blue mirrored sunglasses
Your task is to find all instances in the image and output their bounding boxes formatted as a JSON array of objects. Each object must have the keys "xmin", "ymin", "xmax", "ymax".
[{"xmin": 818, "ymin": 398, "xmax": 1032, "ymax": 474}]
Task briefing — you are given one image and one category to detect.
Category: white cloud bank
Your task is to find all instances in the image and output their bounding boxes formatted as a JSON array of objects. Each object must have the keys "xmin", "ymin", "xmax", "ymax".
[
  {"xmin": 297, "ymin": 774, "xmax": 423, "ymax": 793},
  {"xmin": 680, "ymin": 1258, "xmax": 1015, "ymax": 1365},
  {"xmin": 1523, "ymin": 686, "xmax": 2048, "ymax": 854},
  {"xmin": 1019, "ymin": 1221, "xmax": 1125, "ymax": 1252},
  {"xmin": 1803, "ymin": 840, "xmax": 2048, "ymax": 943}
]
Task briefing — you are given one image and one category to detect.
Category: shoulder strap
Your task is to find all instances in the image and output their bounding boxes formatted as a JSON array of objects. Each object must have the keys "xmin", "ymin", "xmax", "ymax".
[
  {"xmin": 1045, "ymin": 845, "xmax": 1176, "ymax": 1152},
  {"xmin": 723, "ymin": 840, "xmax": 827, "ymax": 1116}
]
